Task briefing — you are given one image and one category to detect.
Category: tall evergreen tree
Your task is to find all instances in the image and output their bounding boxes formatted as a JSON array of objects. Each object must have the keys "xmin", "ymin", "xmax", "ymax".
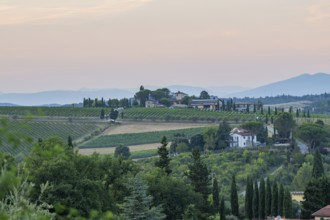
[
  {"xmin": 268, "ymin": 106, "xmax": 271, "ymax": 115},
  {"xmin": 212, "ymin": 177, "xmax": 220, "ymax": 212},
  {"xmin": 253, "ymin": 180, "xmax": 259, "ymax": 219},
  {"xmin": 187, "ymin": 149, "xmax": 211, "ymax": 213},
  {"xmin": 230, "ymin": 175, "xmax": 239, "ymax": 218},
  {"xmin": 123, "ymin": 174, "xmax": 165, "ymax": 220},
  {"xmin": 245, "ymin": 177, "xmax": 253, "ymax": 220},
  {"xmin": 278, "ymin": 184, "xmax": 284, "ymax": 216},
  {"xmin": 283, "ymin": 189, "xmax": 292, "ymax": 218},
  {"xmin": 259, "ymin": 178, "xmax": 266, "ymax": 219},
  {"xmin": 67, "ymin": 136, "xmax": 73, "ymax": 148},
  {"xmin": 312, "ymin": 150, "xmax": 324, "ymax": 178},
  {"xmin": 217, "ymin": 121, "xmax": 231, "ymax": 150},
  {"xmin": 155, "ymin": 136, "xmax": 172, "ymax": 175},
  {"xmin": 220, "ymin": 197, "xmax": 226, "ymax": 220},
  {"xmin": 301, "ymin": 177, "xmax": 330, "ymax": 219},
  {"xmin": 265, "ymin": 178, "xmax": 272, "ymax": 216},
  {"xmin": 271, "ymin": 182, "xmax": 278, "ymax": 216}
]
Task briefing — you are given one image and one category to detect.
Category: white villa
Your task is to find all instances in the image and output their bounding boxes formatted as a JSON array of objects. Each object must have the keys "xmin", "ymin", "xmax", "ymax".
[{"xmin": 230, "ymin": 128, "xmax": 257, "ymax": 148}]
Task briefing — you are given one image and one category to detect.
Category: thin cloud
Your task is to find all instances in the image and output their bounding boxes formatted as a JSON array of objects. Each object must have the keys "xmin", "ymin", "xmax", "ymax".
[{"xmin": 0, "ymin": 0, "xmax": 152, "ymax": 25}]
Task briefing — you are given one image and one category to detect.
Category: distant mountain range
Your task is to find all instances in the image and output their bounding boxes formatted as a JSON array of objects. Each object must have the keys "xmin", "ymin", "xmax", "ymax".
[
  {"xmin": 230, "ymin": 73, "xmax": 330, "ymax": 98},
  {"xmin": 0, "ymin": 73, "xmax": 329, "ymax": 106}
]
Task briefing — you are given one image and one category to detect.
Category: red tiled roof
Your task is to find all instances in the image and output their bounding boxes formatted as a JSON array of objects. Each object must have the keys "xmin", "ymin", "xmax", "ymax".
[{"xmin": 312, "ymin": 205, "xmax": 330, "ymax": 217}]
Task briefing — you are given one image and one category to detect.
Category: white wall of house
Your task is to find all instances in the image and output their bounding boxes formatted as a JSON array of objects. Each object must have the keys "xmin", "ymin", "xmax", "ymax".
[{"xmin": 231, "ymin": 133, "xmax": 257, "ymax": 147}]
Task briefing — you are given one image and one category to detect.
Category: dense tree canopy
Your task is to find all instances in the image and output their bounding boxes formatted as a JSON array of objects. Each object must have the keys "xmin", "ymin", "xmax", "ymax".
[{"xmin": 274, "ymin": 112, "xmax": 295, "ymax": 139}]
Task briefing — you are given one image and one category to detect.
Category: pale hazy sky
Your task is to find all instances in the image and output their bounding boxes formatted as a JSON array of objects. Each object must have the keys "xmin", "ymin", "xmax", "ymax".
[{"xmin": 1, "ymin": 0, "xmax": 330, "ymax": 93}]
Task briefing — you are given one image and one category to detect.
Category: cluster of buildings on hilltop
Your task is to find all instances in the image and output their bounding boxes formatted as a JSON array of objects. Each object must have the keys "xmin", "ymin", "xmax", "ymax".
[{"xmin": 144, "ymin": 90, "xmax": 251, "ymax": 112}]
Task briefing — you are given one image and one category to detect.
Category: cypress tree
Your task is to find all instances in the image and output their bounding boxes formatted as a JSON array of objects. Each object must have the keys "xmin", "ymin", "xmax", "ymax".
[
  {"xmin": 155, "ymin": 136, "xmax": 172, "ymax": 175},
  {"xmin": 230, "ymin": 175, "xmax": 239, "ymax": 218},
  {"xmin": 212, "ymin": 177, "xmax": 220, "ymax": 211},
  {"xmin": 265, "ymin": 178, "xmax": 272, "ymax": 216},
  {"xmin": 259, "ymin": 178, "xmax": 266, "ymax": 219},
  {"xmin": 68, "ymin": 136, "xmax": 73, "ymax": 148},
  {"xmin": 283, "ymin": 189, "xmax": 292, "ymax": 218},
  {"xmin": 275, "ymin": 107, "xmax": 278, "ymax": 115},
  {"xmin": 245, "ymin": 177, "xmax": 253, "ymax": 220},
  {"xmin": 296, "ymin": 109, "xmax": 299, "ymax": 117},
  {"xmin": 312, "ymin": 150, "xmax": 324, "ymax": 178},
  {"xmin": 271, "ymin": 182, "xmax": 278, "ymax": 216},
  {"xmin": 268, "ymin": 106, "xmax": 271, "ymax": 115},
  {"xmin": 253, "ymin": 180, "xmax": 259, "ymax": 219},
  {"xmin": 220, "ymin": 197, "xmax": 226, "ymax": 220},
  {"xmin": 187, "ymin": 148, "xmax": 211, "ymax": 213},
  {"xmin": 278, "ymin": 184, "xmax": 284, "ymax": 216}
]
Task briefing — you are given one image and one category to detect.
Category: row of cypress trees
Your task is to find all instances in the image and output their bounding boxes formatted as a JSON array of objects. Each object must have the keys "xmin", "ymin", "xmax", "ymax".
[{"xmin": 228, "ymin": 175, "xmax": 292, "ymax": 220}]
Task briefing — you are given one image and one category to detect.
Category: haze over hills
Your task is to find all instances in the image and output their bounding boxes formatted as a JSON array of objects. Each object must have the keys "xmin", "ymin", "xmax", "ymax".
[
  {"xmin": 0, "ymin": 86, "xmax": 248, "ymax": 106},
  {"xmin": 230, "ymin": 73, "xmax": 330, "ymax": 98},
  {"xmin": 0, "ymin": 73, "xmax": 329, "ymax": 106}
]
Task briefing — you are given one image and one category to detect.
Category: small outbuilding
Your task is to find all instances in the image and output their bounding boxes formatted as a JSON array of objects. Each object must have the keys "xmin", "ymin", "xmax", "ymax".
[{"xmin": 312, "ymin": 205, "xmax": 330, "ymax": 220}]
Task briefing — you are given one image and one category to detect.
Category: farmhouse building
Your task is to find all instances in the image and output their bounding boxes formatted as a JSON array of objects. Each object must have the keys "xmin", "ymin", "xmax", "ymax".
[
  {"xmin": 230, "ymin": 128, "xmax": 257, "ymax": 147},
  {"xmin": 312, "ymin": 205, "xmax": 330, "ymax": 220},
  {"xmin": 174, "ymin": 91, "xmax": 188, "ymax": 102},
  {"xmin": 190, "ymin": 99, "xmax": 220, "ymax": 110}
]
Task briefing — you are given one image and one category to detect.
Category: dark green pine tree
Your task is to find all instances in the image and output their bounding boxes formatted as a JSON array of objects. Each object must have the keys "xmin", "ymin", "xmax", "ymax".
[
  {"xmin": 212, "ymin": 177, "xmax": 220, "ymax": 212},
  {"xmin": 283, "ymin": 189, "xmax": 292, "ymax": 218},
  {"xmin": 155, "ymin": 136, "xmax": 172, "ymax": 175},
  {"xmin": 307, "ymin": 110, "xmax": 310, "ymax": 118},
  {"xmin": 268, "ymin": 106, "xmax": 271, "ymax": 115},
  {"xmin": 187, "ymin": 148, "xmax": 211, "ymax": 213},
  {"xmin": 231, "ymin": 175, "xmax": 239, "ymax": 218},
  {"xmin": 259, "ymin": 178, "xmax": 266, "ymax": 219},
  {"xmin": 253, "ymin": 104, "xmax": 256, "ymax": 113},
  {"xmin": 301, "ymin": 177, "xmax": 330, "ymax": 219},
  {"xmin": 271, "ymin": 182, "xmax": 278, "ymax": 216},
  {"xmin": 265, "ymin": 178, "xmax": 272, "ymax": 216},
  {"xmin": 253, "ymin": 180, "xmax": 259, "ymax": 219},
  {"xmin": 312, "ymin": 150, "xmax": 324, "ymax": 178},
  {"xmin": 296, "ymin": 109, "xmax": 299, "ymax": 117},
  {"xmin": 278, "ymin": 184, "xmax": 284, "ymax": 216},
  {"xmin": 275, "ymin": 107, "xmax": 278, "ymax": 115},
  {"xmin": 220, "ymin": 197, "xmax": 226, "ymax": 220},
  {"xmin": 245, "ymin": 177, "xmax": 253, "ymax": 220}
]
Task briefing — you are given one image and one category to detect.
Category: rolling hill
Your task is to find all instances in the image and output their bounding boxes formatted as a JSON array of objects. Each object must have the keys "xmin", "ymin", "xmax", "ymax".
[{"xmin": 231, "ymin": 73, "xmax": 330, "ymax": 98}]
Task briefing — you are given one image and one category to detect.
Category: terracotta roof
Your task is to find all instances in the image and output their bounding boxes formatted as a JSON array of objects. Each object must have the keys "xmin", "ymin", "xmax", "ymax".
[
  {"xmin": 312, "ymin": 205, "xmax": 330, "ymax": 217},
  {"xmin": 231, "ymin": 128, "xmax": 255, "ymax": 136}
]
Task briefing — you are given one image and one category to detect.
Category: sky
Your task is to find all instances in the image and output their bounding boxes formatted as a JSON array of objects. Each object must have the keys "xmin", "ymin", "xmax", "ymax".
[{"xmin": 0, "ymin": 0, "xmax": 330, "ymax": 93}]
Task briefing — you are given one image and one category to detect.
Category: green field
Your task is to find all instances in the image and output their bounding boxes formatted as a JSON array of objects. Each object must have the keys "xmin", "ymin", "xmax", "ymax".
[
  {"xmin": 80, "ymin": 127, "xmax": 206, "ymax": 148},
  {"xmin": 0, "ymin": 106, "xmax": 102, "ymax": 118},
  {"xmin": 122, "ymin": 107, "xmax": 263, "ymax": 122},
  {"xmin": 0, "ymin": 119, "xmax": 104, "ymax": 156}
]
